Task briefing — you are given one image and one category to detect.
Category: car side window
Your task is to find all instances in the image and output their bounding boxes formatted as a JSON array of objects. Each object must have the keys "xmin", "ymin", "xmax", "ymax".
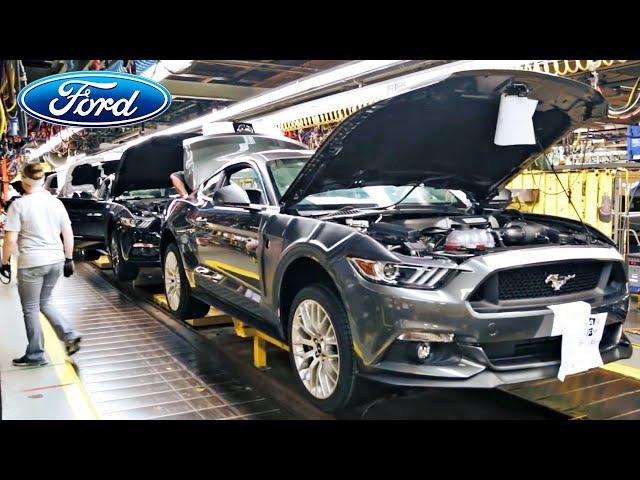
[{"xmin": 226, "ymin": 167, "xmax": 268, "ymax": 205}]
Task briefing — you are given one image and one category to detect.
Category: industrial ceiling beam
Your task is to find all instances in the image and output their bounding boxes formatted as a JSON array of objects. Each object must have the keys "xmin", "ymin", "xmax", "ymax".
[
  {"xmin": 197, "ymin": 59, "xmax": 319, "ymax": 75},
  {"xmin": 254, "ymin": 60, "xmax": 346, "ymax": 88},
  {"xmin": 160, "ymin": 79, "xmax": 266, "ymax": 101}
]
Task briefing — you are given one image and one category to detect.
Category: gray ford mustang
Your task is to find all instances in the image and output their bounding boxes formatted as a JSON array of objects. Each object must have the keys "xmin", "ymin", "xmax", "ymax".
[{"xmin": 161, "ymin": 69, "xmax": 632, "ymax": 411}]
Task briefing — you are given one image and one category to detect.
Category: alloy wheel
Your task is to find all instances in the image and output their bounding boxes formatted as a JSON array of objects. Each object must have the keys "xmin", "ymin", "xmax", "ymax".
[
  {"xmin": 291, "ymin": 299, "xmax": 340, "ymax": 399},
  {"xmin": 164, "ymin": 250, "xmax": 182, "ymax": 311},
  {"xmin": 110, "ymin": 235, "xmax": 120, "ymax": 270}
]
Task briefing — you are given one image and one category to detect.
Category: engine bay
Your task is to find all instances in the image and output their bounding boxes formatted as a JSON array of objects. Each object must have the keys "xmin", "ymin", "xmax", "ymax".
[
  {"xmin": 332, "ymin": 210, "xmax": 605, "ymax": 259},
  {"xmin": 121, "ymin": 198, "xmax": 173, "ymax": 217}
]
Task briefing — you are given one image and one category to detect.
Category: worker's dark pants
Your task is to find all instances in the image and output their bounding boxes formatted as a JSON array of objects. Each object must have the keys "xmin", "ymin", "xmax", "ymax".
[{"xmin": 17, "ymin": 262, "xmax": 78, "ymax": 362}]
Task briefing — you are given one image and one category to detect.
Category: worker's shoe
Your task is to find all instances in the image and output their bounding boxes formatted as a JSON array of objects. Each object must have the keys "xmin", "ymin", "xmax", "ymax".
[
  {"xmin": 12, "ymin": 355, "xmax": 48, "ymax": 367},
  {"xmin": 65, "ymin": 336, "xmax": 82, "ymax": 356}
]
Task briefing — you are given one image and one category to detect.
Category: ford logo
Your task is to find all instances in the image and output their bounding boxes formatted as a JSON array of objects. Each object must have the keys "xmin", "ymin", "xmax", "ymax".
[{"xmin": 17, "ymin": 71, "xmax": 171, "ymax": 127}]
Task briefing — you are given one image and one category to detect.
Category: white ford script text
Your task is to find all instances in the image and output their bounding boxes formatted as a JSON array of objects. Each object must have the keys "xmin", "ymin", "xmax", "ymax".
[{"xmin": 48, "ymin": 80, "xmax": 140, "ymax": 117}]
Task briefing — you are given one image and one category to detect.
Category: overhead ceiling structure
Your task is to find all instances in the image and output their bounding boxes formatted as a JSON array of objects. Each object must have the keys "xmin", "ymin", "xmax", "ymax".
[
  {"xmin": 21, "ymin": 60, "xmax": 350, "ymax": 157},
  {"xmin": 19, "ymin": 59, "xmax": 640, "ymax": 166},
  {"xmin": 25, "ymin": 60, "xmax": 456, "ymax": 161},
  {"xmin": 552, "ymin": 61, "xmax": 640, "ymax": 154}
]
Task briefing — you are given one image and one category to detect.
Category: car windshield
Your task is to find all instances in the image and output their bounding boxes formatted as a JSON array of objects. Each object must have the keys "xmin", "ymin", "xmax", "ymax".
[
  {"xmin": 267, "ymin": 157, "xmax": 468, "ymax": 209},
  {"xmin": 119, "ymin": 188, "xmax": 176, "ymax": 199},
  {"xmin": 299, "ymin": 186, "xmax": 468, "ymax": 209},
  {"xmin": 267, "ymin": 157, "xmax": 310, "ymax": 199}
]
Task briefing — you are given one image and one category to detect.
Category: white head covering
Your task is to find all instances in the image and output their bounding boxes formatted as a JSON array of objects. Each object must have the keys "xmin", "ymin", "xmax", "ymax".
[{"xmin": 22, "ymin": 175, "xmax": 45, "ymax": 188}]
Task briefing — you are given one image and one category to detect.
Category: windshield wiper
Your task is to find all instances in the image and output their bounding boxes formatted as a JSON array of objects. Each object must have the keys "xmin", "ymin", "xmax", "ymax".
[{"xmin": 317, "ymin": 208, "xmax": 389, "ymax": 221}]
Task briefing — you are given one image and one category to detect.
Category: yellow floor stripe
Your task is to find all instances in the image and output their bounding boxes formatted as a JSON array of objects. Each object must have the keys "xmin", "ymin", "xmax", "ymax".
[
  {"xmin": 41, "ymin": 314, "xmax": 100, "ymax": 420},
  {"xmin": 601, "ymin": 362, "xmax": 640, "ymax": 381}
]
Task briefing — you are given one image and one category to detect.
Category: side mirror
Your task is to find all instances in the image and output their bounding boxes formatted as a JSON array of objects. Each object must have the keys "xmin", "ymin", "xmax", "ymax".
[{"xmin": 212, "ymin": 183, "xmax": 251, "ymax": 206}]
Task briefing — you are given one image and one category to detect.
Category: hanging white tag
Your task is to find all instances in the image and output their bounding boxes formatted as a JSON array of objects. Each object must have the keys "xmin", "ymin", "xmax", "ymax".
[
  {"xmin": 494, "ymin": 93, "xmax": 539, "ymax": 146},
  {"xmin": 548, "ymin": 301, "xmax": 606, "ymax": 382}
]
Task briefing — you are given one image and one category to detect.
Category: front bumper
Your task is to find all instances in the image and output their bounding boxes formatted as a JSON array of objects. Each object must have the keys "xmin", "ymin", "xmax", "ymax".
[
  {"xmin": 331, "ymin": 245, "xmax": 632, "ymax": 388},
  {"xmin": 360, "ymin": 334, "xmax": 632, "ymax": 388},
  {"xmin": 119, "ymin": 227, "xmax": 162, "ymax": 267}
]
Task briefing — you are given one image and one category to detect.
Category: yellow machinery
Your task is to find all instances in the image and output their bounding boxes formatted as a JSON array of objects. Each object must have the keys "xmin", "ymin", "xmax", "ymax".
[{"xmin": 506, "ymin": 167, "xmax": 640, "ymax": 257}]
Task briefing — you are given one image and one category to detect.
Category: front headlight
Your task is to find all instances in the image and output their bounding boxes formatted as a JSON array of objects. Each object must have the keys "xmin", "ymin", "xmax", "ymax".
[
  {"xmin": 347, "ymin": 257, "xmax": 453, "ymax": 289},
  {"xmin": 119, "ymin": 216, "xmax": 156, "ymax": 229}
]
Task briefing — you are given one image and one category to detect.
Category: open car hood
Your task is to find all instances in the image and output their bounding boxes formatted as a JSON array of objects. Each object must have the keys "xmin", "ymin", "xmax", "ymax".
[
  {"xmin": 111, "ymin": 133, "xmax": 198, "ymax": 198},
  {"xmin": 279, "ymin": 69, "xmax": 606, "ymax": 208}
]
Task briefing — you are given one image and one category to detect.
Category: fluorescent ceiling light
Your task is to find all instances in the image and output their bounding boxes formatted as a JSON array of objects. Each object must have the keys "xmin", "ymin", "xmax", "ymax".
[
  {"xmin": 103, "ymin": 60, "xmax": 410, "ymax": 153},
  {"xmin": 28, "ymin": 60, "xmax": 193, "ymax": 161},
  {"xmin": 107, "ymin": 60, "xmax": 539, "ymax": 155},
  {"xmin": 147, "ymin": 60, "xmax": 194, "ymax": 81},
  {"xmin": 42, "ymin": 60, "xmax": 541, "ymax": 159},
  {"xmin": 249, "ymin": 60, "xmax": 540, "ymax": 129}
]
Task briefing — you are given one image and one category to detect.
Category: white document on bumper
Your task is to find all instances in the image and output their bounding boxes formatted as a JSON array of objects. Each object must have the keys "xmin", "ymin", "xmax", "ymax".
[{"xmin": 548, "ymin": 301, "xmax": 607, "ymax": 382}]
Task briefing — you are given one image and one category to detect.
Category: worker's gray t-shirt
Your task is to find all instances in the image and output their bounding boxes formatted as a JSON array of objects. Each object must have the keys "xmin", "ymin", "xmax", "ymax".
[{"xmin": 4, "ymin": 190, "xmax": 71, "ymax": 269}]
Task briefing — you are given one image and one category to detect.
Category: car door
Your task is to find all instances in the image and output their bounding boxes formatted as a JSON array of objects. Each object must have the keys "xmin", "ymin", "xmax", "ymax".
[
  {"xmin": 189, "ymin": 163, "xmax": 269, "ymax": 319},
  {"xmin": 61, "ymin": 196, "xmax": 109, "ymax": 242},
  {"xmin": 59, "ymin": 164, "xmax": 111, "ymax": 244}
]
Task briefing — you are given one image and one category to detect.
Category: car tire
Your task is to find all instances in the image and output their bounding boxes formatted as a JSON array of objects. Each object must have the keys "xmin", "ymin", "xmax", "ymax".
[
  {"xmin": 109, "ymin": 231, "xmax": 139, "ymax": 282},
  {"xmin": 163, "ymin": 243, "xmax": 210, "ymax": 319},
  {"xmin": 287, "ymin": 284, "xmax": 358, "ymax": 412}
]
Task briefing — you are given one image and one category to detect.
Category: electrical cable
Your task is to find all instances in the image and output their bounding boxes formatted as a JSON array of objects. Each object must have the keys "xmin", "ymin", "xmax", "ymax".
[
  {"xmin": 614, "ymin": 103, "xmax": 640, "ymax": 121},
  {"xmin": 609, "ymin": 75, "xmax": 640, "ymax": 113},
  {"xmin": 608, "ymin": 90, "xmax": 640, "ymax": 117},
  {"xmin": 537, "ymin": 140, "xmax": 593, "ymax": 243},
  {"xmin": 530, "ymin": 162, "xmax": 583, "ymax": 195},
  {"xmin": 0, "ymin": 99, "xmax": 6, "ymax": 136},
  {"xmin": 379, "ymin": 183, "xmax": 423, "ymax": 210},
  {"xmin": 4, "ymin": 61, "xmax": 17, "ymax": 113}
]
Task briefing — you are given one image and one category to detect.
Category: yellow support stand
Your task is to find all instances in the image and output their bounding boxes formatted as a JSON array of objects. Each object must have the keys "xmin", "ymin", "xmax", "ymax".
[
  {"xmin": 91, "ymin": 255, "xmax": 112, "ymax": 269},
  {"xmin": 232, "ymin": 318, "xmax": 254, "ymax": 337},
  {"xmin": 152, "ymin": 294, "xmax": 233, "ymax": 327},
  {"xmin": 151, "ymin": 294, "xmax": 287, "ymax": 368},
  {"xmin": 232, "ymin": 319, "xmax": 289, "ymax": 369},
  {"xmin": 254, "ymin": 336, "xmax": 267, "ymax": 368}
]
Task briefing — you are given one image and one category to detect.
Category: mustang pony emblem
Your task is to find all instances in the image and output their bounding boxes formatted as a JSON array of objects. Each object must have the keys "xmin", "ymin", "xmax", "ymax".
[{"xmin": 545, "ymin": 273, "xmax": 576, "ymax": 291}]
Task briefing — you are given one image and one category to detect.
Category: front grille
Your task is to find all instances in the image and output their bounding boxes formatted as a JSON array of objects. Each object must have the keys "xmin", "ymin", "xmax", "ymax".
[
  {"xmin": 498, "ymin": 261, "xmax": 603, "ymax": 301},
  {"xmin": 468, "ymin": 260, "xmax": 621, "ymax": 309}
]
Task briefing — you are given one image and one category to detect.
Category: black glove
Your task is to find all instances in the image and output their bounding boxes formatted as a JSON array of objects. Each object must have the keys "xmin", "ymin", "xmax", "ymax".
[
  {"xmin": 64, "ymin": 259, "xmax": 75, "ymax": 278},
  {"xmin": 0, "ymin": 263, "xmax": 10, "ymax": 283}
]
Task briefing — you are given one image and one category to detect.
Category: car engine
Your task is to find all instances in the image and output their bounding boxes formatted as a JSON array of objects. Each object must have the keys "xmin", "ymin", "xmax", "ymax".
[
  {"xmin": 122, "ymin": 198, "xmax": 172, "ymax": 217},
  {"xmin": 336, "ymin": 211, "xmax": 600, "ymax": 259}
]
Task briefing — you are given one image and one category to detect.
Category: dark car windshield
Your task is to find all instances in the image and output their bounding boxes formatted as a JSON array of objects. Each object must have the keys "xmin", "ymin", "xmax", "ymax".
[{"xmin": 267, "ymin": 157, "xmax": 468, "ymax": 209}]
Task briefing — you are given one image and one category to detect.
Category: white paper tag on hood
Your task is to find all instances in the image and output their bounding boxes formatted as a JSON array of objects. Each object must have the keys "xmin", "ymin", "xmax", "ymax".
[
  {"xmin": 494, "ymin": 93, "xmax": 539, "ymax": 146},
  {"xmin": 548, "ymin": 301, "xmax": 606, "ymax": 382}
]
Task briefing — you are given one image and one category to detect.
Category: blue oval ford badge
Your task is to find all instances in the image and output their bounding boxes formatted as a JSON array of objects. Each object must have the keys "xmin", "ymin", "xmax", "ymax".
[{"xmin": 18, "ymin": 71, "xmax": 171, "ymax": 127}]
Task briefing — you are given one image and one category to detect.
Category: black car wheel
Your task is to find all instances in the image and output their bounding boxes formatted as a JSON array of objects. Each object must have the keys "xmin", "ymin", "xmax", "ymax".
[
  {"xmin": 163, "ymin": 243, "xmax": 210, "ymax": 319},
  {"xmin": 109, "ymin": 231, "xmax": 139, "ymax": 282},
  {"xmin": 288, "ymin": 284, "xmax": 358, "ymax": 412}
]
